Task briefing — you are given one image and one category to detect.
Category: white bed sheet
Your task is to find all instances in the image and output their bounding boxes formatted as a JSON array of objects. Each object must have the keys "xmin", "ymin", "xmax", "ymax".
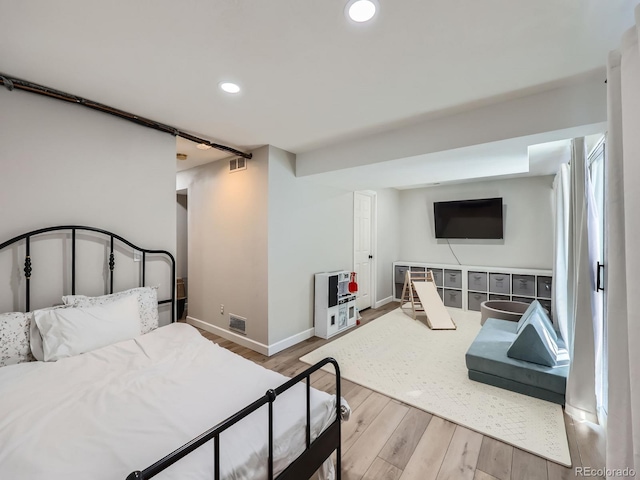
[{"xmin": 0, "ymin": 323, "xmax": 340, "ymax": 480}]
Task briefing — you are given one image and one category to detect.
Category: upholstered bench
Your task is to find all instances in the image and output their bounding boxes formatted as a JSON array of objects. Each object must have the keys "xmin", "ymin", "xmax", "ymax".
[{"xmin": 465, "ymin": 301, "xmax": 569, "ymax": 405}]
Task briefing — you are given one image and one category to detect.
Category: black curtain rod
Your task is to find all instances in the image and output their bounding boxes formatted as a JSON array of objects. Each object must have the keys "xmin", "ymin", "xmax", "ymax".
[{"xmin": 0, "ymin": 72, "xmax": 252, "ymax": 160}]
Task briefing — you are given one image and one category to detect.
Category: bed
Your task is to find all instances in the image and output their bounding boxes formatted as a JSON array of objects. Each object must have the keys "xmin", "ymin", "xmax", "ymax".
[{"xmin": 0, "ymin": 226, "xmax": 346, "ymax": 480}]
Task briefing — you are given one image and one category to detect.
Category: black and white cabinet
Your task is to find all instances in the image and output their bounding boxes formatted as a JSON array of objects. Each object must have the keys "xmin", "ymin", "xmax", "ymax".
[{"xmin": 314, "ymin": 271, "xmax": 357, "ymax": 339}]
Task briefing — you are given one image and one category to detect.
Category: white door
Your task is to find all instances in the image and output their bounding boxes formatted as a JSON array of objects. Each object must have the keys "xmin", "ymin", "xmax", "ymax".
[{"xmin": 354, "ymin": 191, "xmax": 375, "ymax": 311}]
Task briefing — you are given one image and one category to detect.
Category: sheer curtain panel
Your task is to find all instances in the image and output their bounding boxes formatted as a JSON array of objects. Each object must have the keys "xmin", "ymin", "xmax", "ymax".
[
  {"xmin": 564, "ymin": 138, "xmax": 598, "ymax": 424},
  {"xmin": 605, "ymin": 6, "xmax": 640, "ymax": 478},
  {"xmin": 552, "ymin": 164, "xmax": 570, "ymax": 346}
]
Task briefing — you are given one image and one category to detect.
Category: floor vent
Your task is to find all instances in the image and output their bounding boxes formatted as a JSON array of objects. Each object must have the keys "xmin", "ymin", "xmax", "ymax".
[
  {"xmin": 229, "ymin": 157, "xmax": 247, "ymax": 173},
  {"xmin": 229, "ymin": 314, "xmax": 247, "ymax": 334}
]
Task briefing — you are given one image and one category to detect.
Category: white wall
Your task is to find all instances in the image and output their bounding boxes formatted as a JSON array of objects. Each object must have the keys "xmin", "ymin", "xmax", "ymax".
[
  {"xmin": 183, "ymin": 145, "xmax": 549, "ymax": 353},
  {"xmin": 267, "ymin": 146, "xmax": 353, "ymax": 345},
  {"xmin": 297, "ymin": 75, "xmax": 606, "ymax": 176},
  {"xmin": 398, "ymin": 176, "xmax": 555, "ymax": 269},
  {"xmin": 176, "ymin": 194, "xmax": 188, "ymax": 290},
  {"xmin": 0, "ymin": 89, "xmax": 176, "ymax": 320},
  {"xmin": 182, "ymin": 147, "xmax": 270, "ymax": 345},
  {"xmin": 373, "ymin": 188, "xmax": 400, "ymax": 303}
]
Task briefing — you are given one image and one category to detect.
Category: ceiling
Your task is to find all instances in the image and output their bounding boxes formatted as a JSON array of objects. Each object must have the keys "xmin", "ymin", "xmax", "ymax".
[
  {"xmin": 0, "ymin": 1, "xmax": 635, "ymax": 182},
  {"xmin": 304, "ymin": 135, "xmax": 570, "ymax": 191}
]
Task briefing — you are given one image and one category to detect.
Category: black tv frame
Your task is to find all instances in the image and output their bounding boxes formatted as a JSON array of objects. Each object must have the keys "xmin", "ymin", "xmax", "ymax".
[{"xmin": 434, "ymin": 197, "xmax": 504, "ymax": 240}]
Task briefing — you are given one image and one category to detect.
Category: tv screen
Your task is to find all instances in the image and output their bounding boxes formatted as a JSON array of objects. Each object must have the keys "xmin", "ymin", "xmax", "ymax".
[{"xmin": 434, "ymin": 198, "xmax": 503, "ymax": 239}]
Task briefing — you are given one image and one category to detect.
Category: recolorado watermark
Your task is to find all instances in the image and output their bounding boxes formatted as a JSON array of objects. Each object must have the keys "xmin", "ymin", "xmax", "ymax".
[{"xmin": 575, "ymin": 467, "xmax": 636, "ymax": 477}]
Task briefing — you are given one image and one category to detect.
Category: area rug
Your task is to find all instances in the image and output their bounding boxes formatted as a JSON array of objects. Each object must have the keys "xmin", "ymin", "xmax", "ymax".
[{"xmin": 300, "ymin": 307, "xmax": 571, "ymax": 466}]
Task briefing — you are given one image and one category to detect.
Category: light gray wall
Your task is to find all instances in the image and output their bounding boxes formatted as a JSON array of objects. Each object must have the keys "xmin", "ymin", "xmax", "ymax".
[
  {"xmin": 297, "ymin": 75, "xmax": 606, "ymax": 176},
  {"xmin": 180, "ymin": 146, "xmax": 549, "ymax": 351},
  {"xmin": 176, "ymin": 194, "xmax": 188, "ymax": 284},
  {"xmin": 398, "ymin": 176, "xmax": 554, "ymax": 269},
  {"xmin": 374, "ymin": 188, "xmax": 401, "ymax": 302},
  {"xmin": 0, "ymin": 89, "xmax": 176, "ymax": 320},
  {"xmin": 182, "ymin": 147, "xmax": 270, "ymax": 345},
  {"xmin": 267, "ymin": 146, "xmax": 353, "ymax": 345}
]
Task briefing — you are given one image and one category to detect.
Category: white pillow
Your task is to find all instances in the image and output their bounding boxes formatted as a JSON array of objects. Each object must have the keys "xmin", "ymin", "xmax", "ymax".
[
  {"xmin": 62, "ymin": 286, "xmax": 159, "ymax": 334},
  {"xmin": 0, "ymin": 312, "xmax": 35, "ymax": 367},
  {"xmin": 35, "ymin": 295, "xmax": 142, "ymax": 362},
  {"xmin": 29, "ymin": 305, "xmax": 74, "ymax": 361}
]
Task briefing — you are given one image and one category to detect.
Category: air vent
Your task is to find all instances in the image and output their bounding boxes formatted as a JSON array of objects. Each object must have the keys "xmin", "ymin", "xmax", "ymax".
[
  {"xmin": 229, "ymin": 157, "xmax": 247, "ymax": 173},
  {"xmin": 229, "ymin": 314, "xmax": 247, "ymax": 334}
]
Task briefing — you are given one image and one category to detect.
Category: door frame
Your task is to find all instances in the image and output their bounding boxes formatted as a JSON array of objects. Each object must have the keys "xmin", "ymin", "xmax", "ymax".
[{"xmin": 353, "ymin": 190, "xmax": 377, "ymax": 311}]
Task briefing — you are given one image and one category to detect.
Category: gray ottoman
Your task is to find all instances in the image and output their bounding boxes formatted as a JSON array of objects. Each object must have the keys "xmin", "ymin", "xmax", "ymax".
[{"xmin": 465, "ymin": 318, "xmax": 568, "ymax": 404}]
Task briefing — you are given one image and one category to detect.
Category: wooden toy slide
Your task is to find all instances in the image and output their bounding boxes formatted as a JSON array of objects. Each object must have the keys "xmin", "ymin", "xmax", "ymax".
[{"xmin": 400, "ymin": 270, "xmax": 456, "ymax": 330}]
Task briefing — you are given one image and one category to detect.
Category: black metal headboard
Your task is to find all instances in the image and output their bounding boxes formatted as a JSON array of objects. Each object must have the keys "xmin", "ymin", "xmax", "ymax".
[{"xmin": 0, "ymin": 225, "xmax": 176, "ymax": 321}]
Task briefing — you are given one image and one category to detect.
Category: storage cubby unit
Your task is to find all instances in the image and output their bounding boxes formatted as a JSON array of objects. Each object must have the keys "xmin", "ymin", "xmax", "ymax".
[{"xmin": 393, "ymin": 262, "xmax": 553, "ymax": 313}]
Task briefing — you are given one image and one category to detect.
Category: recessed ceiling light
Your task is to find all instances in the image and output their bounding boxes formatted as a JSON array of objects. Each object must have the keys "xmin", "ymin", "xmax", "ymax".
[
  {"xmin": 176, "ymin": 153, "xmax": 188, "ymax": 161},
  {"xmin": 219, "ymin": 82, "xmax": 241, "ymax": 94},
  {"xmin": 197, "ymin": 143, "xmax": 212, "ymax": 150},
  {"xmin": 346, "ymin": 0, "xmax": 377, "ymax": 23}
]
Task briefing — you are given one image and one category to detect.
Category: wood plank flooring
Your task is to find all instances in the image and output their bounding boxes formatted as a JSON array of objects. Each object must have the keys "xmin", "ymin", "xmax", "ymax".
[{"xmin": 189, "ymin": 303, "xmax": 605, "ymax": 480}]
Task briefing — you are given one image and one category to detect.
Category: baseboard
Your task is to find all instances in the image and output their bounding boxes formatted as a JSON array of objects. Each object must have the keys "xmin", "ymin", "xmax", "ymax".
[
  {"xmin": 565, "ymin": 403, "xmax": 599, "ymax": 425},
  {"xmin": 374, "ymin": 296, "xmax": 394, "ymax": 309},
  {"xmin": 186, "ymin": 316, "xmax": 269, "ymax": 356},
  {"xmin": 268, "ymin": 328, "xmax": 315, "ymax": 356},
  {"xmin": 186, "ymin": 316, "xmax": 314, "ymax": 357}
]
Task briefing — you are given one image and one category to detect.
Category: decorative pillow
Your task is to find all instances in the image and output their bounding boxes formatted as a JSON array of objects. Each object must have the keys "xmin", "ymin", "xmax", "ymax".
[
  {"xmin": 29, "ymin": 305, "xmax": 75, "ymax": 361},
  {"xmin": 0, "ymin": 312, "xmax": 35, "ymax": 367},
  {"xmin": 62, "ymin": 286, "xmax": 158, "ymax": 334},
  {"xmin": 516, "ymin": 300, "xmax": 557, "ymax": 342},
  {"xmin": 35, "ymin": 294, "xmax": 142, "ymax": 362},
  {"xmin": 508, "ymin": 302, "xmax": 569, "ymax": 367}
]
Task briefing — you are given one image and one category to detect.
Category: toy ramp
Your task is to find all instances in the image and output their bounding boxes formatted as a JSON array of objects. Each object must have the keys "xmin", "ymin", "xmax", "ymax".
[
  {"xmin": 412, "ymin": 281, "xmax": 456, "ymax": 330},
  {"xmin": 400, "ymin": 270, "xmax": 456, "ymax": 330}
]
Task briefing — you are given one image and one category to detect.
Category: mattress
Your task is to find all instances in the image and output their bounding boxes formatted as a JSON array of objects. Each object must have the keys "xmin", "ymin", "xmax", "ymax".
[{"xmin": 0, "ymin": 323, "xmax": 340, "ymax": 479}]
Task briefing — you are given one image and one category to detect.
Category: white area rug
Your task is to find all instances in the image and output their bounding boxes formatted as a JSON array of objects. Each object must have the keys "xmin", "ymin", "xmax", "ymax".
[{"xmin": 300, "ymin": 307, "xmax": 571, "ymax": 466}]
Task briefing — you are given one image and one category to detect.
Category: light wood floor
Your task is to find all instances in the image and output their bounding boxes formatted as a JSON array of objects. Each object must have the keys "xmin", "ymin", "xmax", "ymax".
[{"xmin": 189, "ymin": 303, "xmax": 606, "ymax": 480}]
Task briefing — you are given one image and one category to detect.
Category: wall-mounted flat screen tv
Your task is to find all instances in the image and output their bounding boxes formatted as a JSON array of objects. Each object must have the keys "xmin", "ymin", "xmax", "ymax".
[{"xmin": 434, "ymin": 197, "xmax": 503, "ymax": 239}]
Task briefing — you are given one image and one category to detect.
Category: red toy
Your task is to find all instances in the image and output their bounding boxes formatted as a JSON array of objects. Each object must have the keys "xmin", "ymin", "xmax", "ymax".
[{"xmin": 348, "ymin": 272, "xmax": 358, "ymax": 293}]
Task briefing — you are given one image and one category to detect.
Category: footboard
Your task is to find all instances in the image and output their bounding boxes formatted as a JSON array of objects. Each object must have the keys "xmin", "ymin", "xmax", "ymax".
[{"xmin": 126, "ymin": 357, "xmax": 342, "ymax": 480}]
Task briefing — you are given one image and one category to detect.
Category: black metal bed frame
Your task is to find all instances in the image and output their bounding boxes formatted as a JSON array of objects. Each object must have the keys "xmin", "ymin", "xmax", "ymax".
[
  {"xmin": 0, "ymin": 225, "xmax": 176, "ymax": 319},
  {"xmin": 127, "ymin": 357, "xmax": 342, "ymax": 480},
  {"xmin": 1, "ymin": 226, "xmax": 343, "ymax": 479}
]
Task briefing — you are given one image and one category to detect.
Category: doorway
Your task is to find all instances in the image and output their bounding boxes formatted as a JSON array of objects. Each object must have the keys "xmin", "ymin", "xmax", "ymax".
[
  {"xmin": 354, "ymin": 191, "xmax": 376, "ymax": 312},
  {"xmin": 176, "ymin": 191, "xmax": 188, "ymax": 319}
]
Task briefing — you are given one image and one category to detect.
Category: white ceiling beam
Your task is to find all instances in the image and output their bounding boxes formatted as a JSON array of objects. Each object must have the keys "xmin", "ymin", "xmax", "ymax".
[{"xmin": 296, "ymin": 73, "xmax": 607, "ymax": 177}]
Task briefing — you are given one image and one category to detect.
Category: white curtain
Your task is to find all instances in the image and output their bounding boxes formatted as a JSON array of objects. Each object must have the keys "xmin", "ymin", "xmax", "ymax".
[
  {"xmin": 564, "ymin": 138, "xmax": 598, "ymax": 423},
  {"xmin": 587, "ymin": 142, "xmax": 607, "ymax": 416},
  {"xmin": 552, "ymin": 164, "xmax": 570, "ymax": 344},
  {"xmin": 585, "ymin": 161, "xmax": 604, "ymax": 416},
  {"xmin": 606, "ymin": 6, "xmax": 640, "ymax": 478}
]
